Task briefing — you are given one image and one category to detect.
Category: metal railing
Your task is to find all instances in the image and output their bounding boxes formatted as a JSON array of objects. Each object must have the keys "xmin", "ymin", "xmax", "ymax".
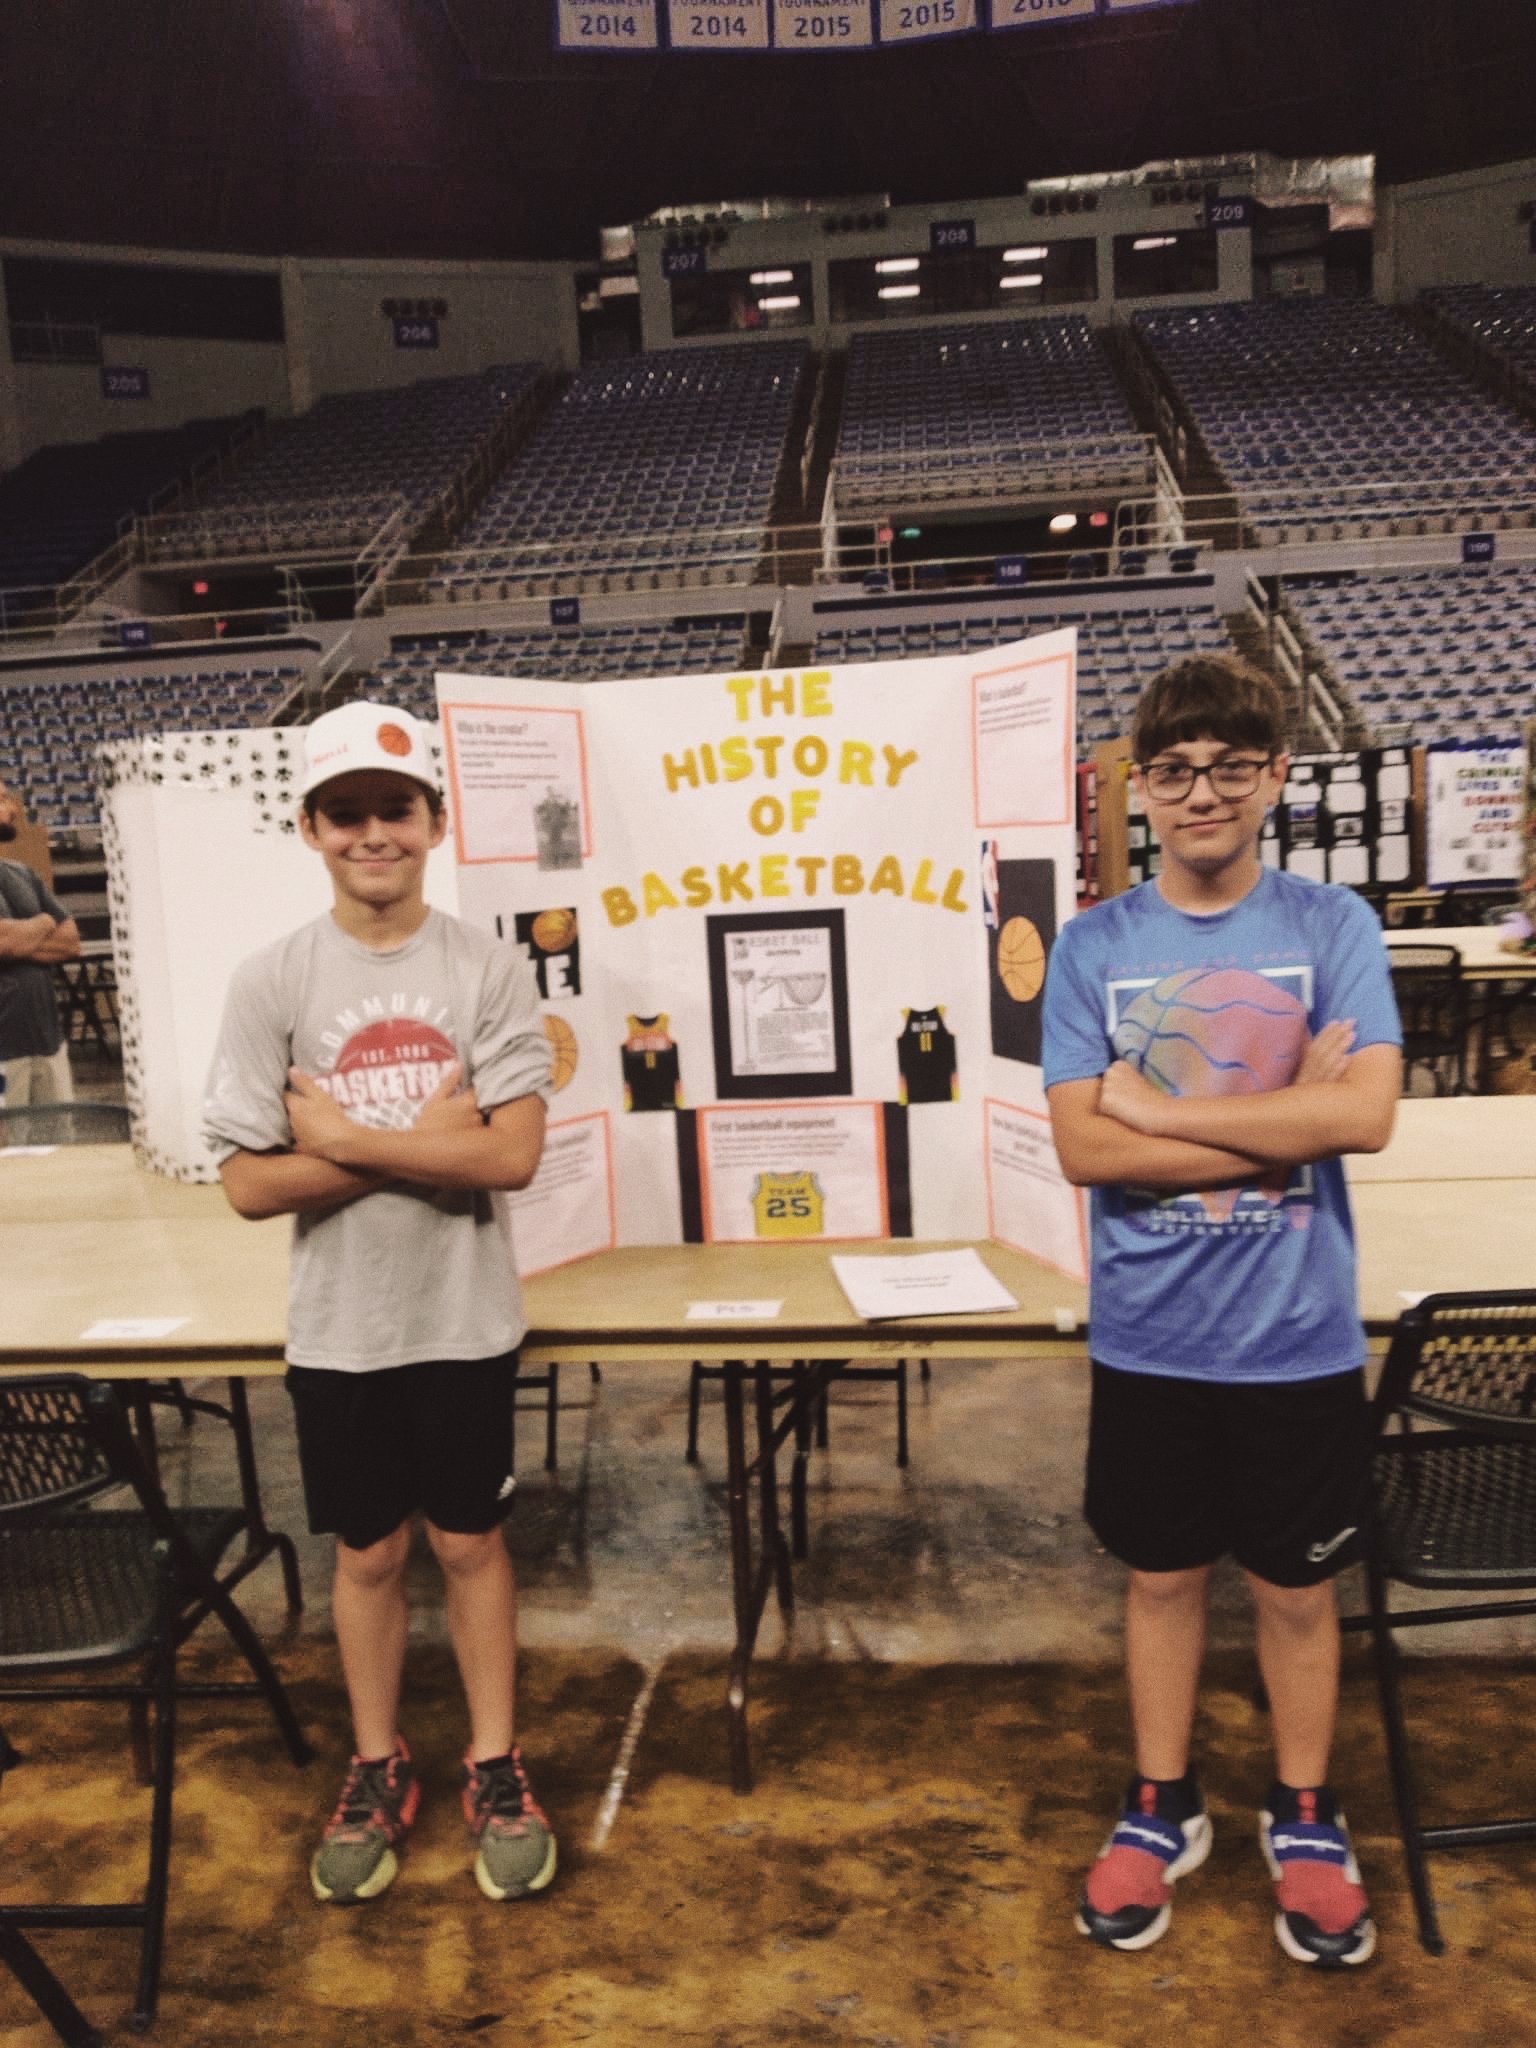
[
  {"xmin": 830, "ymin": 432, "xmax": 1158, "ymax": 515},
  {"xmin": 137, "ymin": 490, "xmax": 411, "ymax": 567},
  {"xmin": 1117, "ymin": 474, "xmax": 1536, "ymax": 554}
]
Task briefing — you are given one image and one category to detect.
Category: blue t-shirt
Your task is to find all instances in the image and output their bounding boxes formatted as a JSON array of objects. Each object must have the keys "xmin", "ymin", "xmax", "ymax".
[{"xmin": 1041, "ymin": 868, "xmax": 1401, "ymax": 1383}]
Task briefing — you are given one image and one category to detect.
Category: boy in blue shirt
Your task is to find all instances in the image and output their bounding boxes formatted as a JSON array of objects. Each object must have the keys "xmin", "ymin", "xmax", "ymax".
[{"xmin": 1042, "ymin": 655, "xmax": 1401, "ymax": 1967}]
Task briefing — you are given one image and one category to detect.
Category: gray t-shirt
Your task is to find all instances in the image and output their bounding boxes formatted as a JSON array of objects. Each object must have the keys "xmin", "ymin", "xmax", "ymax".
[
  {"xmin": 0, "ymin": 859, "xmax": 66, "ymax": 1061},
  {"xmin": 203, "ymin": 909, "xmax": 552, "ymax": 1373}
]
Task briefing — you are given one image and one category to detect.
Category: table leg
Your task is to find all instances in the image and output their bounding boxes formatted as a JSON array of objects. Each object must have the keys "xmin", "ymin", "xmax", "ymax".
[
  {"xmin": 790, "ymin": 1363, "xmax": 812, "ymax": 1561},
  {"xmin": 722, "ymin": 1361, "xmax": 755, "ymax": 1795},
  {"xmin": 755, "ymin": 1363, "xmax": 794, "ymax": 1619}
]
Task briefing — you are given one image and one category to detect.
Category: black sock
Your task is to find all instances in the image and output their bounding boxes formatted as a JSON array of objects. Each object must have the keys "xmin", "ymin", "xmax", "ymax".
[
  {"xmin": 1124, "ymin": 1771, "xmax": 1202, "ymax": 1823},
  {"xmin": 472, "ymin": 1751, "xmax": 514, "ymax": 1772},
  {"xmin": 1267, "ymin": 1780, "xmax": 1338, "ymax": 1826}
]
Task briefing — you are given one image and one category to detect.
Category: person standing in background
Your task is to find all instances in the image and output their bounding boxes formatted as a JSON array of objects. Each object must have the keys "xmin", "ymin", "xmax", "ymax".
[{"xmin": 0, "ymin": 776, "xmax": 79, "ymax": 1107}]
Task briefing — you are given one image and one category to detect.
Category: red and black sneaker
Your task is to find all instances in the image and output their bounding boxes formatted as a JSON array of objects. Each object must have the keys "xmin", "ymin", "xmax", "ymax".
[
  {"xmin": 1076, "ymin": 1777, "xmax": 1213, "ymax": 1951},
  {"xmin": 310, "ymin": 1737, "xmax": 421, "ymax": 1904}
]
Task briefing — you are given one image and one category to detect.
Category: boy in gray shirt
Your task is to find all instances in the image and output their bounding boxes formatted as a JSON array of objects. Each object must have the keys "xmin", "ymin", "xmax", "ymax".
[{"xmin": 204, "ymin": 702, "xmax": 553, "ymax": 1907}]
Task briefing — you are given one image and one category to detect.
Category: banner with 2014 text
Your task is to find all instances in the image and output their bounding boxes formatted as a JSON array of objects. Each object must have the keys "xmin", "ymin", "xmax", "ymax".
[{"xmin": 557, "ymin": 0, "xmax": 1188, "ymax": 51}]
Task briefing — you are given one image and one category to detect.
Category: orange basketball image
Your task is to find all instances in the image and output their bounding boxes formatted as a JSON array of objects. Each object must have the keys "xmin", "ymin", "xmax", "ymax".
[
  {"xmin": 530, "ymin": 907, "xmax": 577, "ymax": 953},
  {"xmin": 376, "ymin": 721, "xmax": 412, "ymax": 757},
  {"xmin": 997, "ymin": 916, "xmax": 1046, "ymax": 1003},
  {"xmin": 543, "ymin": 1013, "xmax": 578, "ymax": 1091}
]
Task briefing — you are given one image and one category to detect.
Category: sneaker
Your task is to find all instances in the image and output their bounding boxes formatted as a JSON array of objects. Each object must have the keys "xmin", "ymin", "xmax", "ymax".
[
  {"xmin": 463, "ymin": 1746, "xmax": 558, "ymax": 1901},
  {"xmin": 1260, "ymin": 1795, "xmax": 1377, "ymax": 1967},
  {"xmin": 310, "ymin": 1739, "xmax": 420, "ymax": 1904},
  {"xmin": 1075, "ymin": 1779, "xmax": 1213, "ymax": 1951}
]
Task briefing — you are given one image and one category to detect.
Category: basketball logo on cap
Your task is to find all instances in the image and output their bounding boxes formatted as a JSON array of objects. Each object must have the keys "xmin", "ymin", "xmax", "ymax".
[
  {"xmin": 997, "ymin": 916, "xmax": 1045, "ymax": 1002},
  {"xmin": 376, "ymin": 722, "xmax": 412, "ymax": 758}
]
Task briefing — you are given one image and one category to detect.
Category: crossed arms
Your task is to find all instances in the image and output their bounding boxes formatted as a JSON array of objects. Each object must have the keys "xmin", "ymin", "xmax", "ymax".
[
  {"xmin": 0, "ymin": 910, "xmax": 81, "ymax": 964},
  {"xmin": 1048, "ymin": 1021, "xmax": 1401, "ymax": 1191},
  {"xmin": 219, "ymin": 1064, "xmax": 546, "ymax": 1221}
]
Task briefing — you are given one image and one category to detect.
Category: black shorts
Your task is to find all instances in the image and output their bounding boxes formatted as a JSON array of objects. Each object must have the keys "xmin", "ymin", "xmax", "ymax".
[
  {"xmin": 286, "ymin": 1353, "xmax": 519, "ymax": 1553},
  {"xmin": 1084, "ymin": 1359, "xmax": 1372, "ymax": 1588}
]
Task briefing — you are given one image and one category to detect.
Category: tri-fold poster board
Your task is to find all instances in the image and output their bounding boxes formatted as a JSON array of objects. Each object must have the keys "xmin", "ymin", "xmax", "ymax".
[{"xmin": 102, "ymin": 634, "xmax": 1088, "ymax": 1286}]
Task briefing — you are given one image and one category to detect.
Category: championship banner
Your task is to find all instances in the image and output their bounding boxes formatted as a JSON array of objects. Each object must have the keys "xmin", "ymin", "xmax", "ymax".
[
  {"xmin": 877, "ymin": 0, "xmax": 978, "ymax": 43},
  {"xmin": 1098, "ymin": 0, "xmax": 1194, "ymax": 11},
  {"xmin": 555, "ymin": 0, "xmax": 659, "ymax": 51},
  {"xmin": 668, "ymin": 0, "xmax": 771, "ymax": 46},
  {"xmin": 440, "ymin": 636, "xmax": 1086, "ymax": 1279},
  {"xmin": 771, "ymin": 0, "xmax": 875, "ymax": 49},
  {"xmin": 988, "ymin": 0, "xmax": 1095, "ymax": 26}
]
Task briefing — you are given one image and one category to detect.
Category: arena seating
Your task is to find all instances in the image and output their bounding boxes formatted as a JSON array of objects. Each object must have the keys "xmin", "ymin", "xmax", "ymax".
[
  {"xmin": 834, "ymin": 316, "xmax": 1149, "ymax": 511},
  {"xmin": 0, "ymin": 417, "xmax": 248, "ymax": 612},
  {"xmin": 428, "ymin": 344, "xmax": 807, "ymax": 598},
  {"xmin": 367, "ymin": 615, "xmax": 755, "ymax": 719},
  {"xmin": 1282, "ymin": 563, "xmax": 1536, "ymax": 743},
  {"xmin": 1423, "ymin": 283, "xmax": 1536, "ymax": 401},
  {"xmin": 138, "ymin": 369, "xmax": 543, "ymax": 566},
  {"xmin": 0, "ymin": 663, "xmax": 303, "ymax": 828},
  {"xmin": 1135, "ymin": 299, "xmax": 1536, "ymax": 542},
  {"xmin": 813, "ymin": 600, "xmax": 1233, "ymax": 749}
]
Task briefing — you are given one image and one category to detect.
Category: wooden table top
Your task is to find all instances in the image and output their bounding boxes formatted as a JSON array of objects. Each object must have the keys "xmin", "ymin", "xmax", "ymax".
[
  {"xmin": 1384, "ymin": 925, "xmax": 1536, "ymax": 979},
  {"xmin": 2, "ymin": 1116, "xmax": 1529, "ymax": 1371}
]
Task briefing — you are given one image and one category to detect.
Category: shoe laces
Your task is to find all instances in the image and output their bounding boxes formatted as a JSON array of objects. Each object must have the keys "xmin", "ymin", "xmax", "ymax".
[
  {"xmin": 328, "ymin": 1755, "xmax": 400, "ymax": 1839},
  {"xmin": 473, "ymin": 1751, "xmax": 545, "ymax": 1832}
]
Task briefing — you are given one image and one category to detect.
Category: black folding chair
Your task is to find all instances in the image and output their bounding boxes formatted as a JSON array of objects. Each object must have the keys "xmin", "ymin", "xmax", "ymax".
[
  {"xmin": 687, "ymin": 1357, "xmax": 931, "ymax": 1471},
  {"xmin": 0, "ymin": 1378, "xmax": 313, "ymax": 2041},
  {"xmin": 1387, "ymin": 945, "xmax": 1467, "ymax": 1095},
  {"xmin": 1345, "ymin": 1290, "xmax": 1536, "ymax": 1954}
]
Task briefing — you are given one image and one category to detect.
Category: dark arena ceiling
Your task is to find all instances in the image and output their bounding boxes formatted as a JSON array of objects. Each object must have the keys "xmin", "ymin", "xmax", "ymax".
[{"xmin": 3, "ymin": 0, "xmax": 1536, "ymax": 264}]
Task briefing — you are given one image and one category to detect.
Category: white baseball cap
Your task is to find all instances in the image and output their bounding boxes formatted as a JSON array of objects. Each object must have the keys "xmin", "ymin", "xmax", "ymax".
[{"xmin": 300, "ymin": 701, "xmax": 441, "ymax": 802}]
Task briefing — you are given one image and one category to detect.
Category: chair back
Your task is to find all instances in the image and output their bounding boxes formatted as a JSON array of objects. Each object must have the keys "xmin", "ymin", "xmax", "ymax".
[
  {"xmin": 1387, "ymin": 945, "xmax": 1466, "ymax": 1093},
  {"xmin": 1375, "ymin": 1290, "xmax": 1536, "ymax": 1437},
  {"xmin": 0, "ymin": 1103, "xmax": 131, "ymax": 1146},
  {"xmin": 0, "ymin": 1380, "xmax": 117, "ymax": 1517}
]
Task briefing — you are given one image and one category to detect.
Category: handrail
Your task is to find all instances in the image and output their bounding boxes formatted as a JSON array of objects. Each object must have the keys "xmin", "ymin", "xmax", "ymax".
[{"xmin": 831, "ymin": 431, "xmax": 1157, "ymax": 513}]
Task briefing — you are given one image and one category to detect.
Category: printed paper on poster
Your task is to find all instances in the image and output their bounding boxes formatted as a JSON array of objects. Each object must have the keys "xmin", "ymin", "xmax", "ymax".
[
  {"xmin": 699, "ymin": 1101, "xmax": 888, "ymax": 1243},
  {"xmin": 510, "ymin": 1113, "xmax": 615, "ymax": 1275},
  {"xmin": 985, "ymin": 1098, "xmax": 1087, "ymax": 1282},
  {"xmin": 972, "ymin": 644, "xmax": 1074, "ymax": 827},
  {"xmin": 442, "ymin": 701, "xmax": 590, "ymax": 866}
]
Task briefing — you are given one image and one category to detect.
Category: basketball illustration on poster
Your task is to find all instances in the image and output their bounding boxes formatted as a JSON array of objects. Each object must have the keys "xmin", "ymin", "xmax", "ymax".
[
  {"xmin": 543, "ymin": 1013, "xmax": 578, "ymax": 1092},
  {"xmin": 987, "ymin": 858, "xmax": 1056, "ymax": 1066},
  {"xmin": 514, "ymin": 906, "xmax": 580, "ymax": 999}
]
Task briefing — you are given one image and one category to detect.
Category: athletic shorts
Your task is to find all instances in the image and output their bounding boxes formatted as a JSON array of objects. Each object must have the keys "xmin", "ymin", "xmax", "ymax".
[
  {"xmin": 1083, "ymin": 1359, "xmax": 1372, "ymax": 1588},
  {"xmin": 286, "ymin": 1353, "xmax": 519, "ymax": 1553}
]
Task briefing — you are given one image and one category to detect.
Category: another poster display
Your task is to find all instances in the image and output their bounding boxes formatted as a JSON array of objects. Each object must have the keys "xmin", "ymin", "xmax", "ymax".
[{"xmin": 1424, "ymin": 738, "xmax": 1527, "ymax": 891}]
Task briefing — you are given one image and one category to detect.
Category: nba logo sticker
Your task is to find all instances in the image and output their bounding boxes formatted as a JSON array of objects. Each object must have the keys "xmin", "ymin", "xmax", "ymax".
[{"xmin": 980, "ymin": 839, "xmax": 1000, "ymax": 930}]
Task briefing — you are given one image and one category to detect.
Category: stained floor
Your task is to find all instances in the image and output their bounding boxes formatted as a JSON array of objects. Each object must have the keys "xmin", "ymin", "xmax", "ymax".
[{"xmin": 5, "ymin": 1361, "xmax": 1536, "ymax": 2046}]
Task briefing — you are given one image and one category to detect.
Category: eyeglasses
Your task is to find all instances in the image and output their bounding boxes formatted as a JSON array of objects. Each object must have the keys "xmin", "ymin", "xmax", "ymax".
[{"xmin": 1141, "ymin": 755, "xmax": 1274, "ymax": 802}]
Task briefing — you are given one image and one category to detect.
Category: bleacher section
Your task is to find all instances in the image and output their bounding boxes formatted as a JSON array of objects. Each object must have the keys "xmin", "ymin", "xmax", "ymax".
[
  {"xmin": 139, "ymin": 369, "xmax": 543, "ymax": 565},
  {"xmin": 0, "ymin": 662, "xmax": 303, "ymax": 828},
  {"xmin": 1283, "ymin": 564, "xmax": 1536, "ymax": 744},
  {"xmin": 813, "ymin": 601, "xmax": 1233, "ymax": 748},
  {"xmin": 368, "ymin": 615, "xmax": 755, "ymax": 719},
  {"xmin": 427, "ymin": 344, "xmax": 807, "ymax": 599},
  {"xmin": 1424, "ymin": 283, "xmax": 1536, "ymax": 403},
  {"xmin": 834, "ymin": 317, "xmax": 1150, "ymax": 511},
  {"xmin": 0, "ymin": 417, "xmax": 247, "ymax": 610},
  {"xmin": 1136, "ymin": 299, "xmax": 1536, "ymax": 543}
]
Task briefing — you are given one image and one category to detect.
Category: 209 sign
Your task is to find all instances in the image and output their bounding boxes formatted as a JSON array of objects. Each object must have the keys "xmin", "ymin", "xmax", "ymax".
[
  {"xmin": 102, "ymin": 367, "xmax": 151, "ymax": 401},
  {"xmin": 1204, "ymin": 196, "xmax": 1253, "ymax": 231}
]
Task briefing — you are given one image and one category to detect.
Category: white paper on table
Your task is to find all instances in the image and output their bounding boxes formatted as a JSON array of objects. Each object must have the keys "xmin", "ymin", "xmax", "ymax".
[
  {"xmin": 79, "ymin": 1317, "xmax": 190, "ymax": 1341},
  {"xmin": 685, "ymin": 1300, "xmax": 784, "ymax": 1322},
  {"xmin": 830, "ymin": 1248, "xmax": 1019, "ymax": 1322},
  {"xmin": 0, "ymin": 1145, "xmax": 58, "ymax": 1158}
]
